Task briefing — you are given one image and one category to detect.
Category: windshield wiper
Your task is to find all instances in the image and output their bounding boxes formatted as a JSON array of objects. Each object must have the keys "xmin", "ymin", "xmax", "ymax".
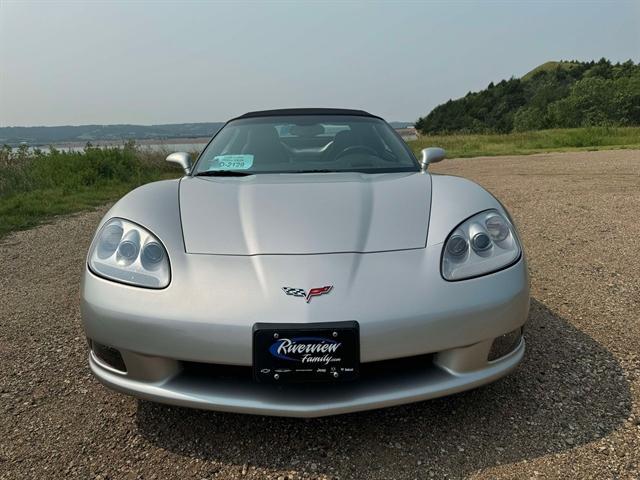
[{"xmin": 195, "ymin": 170, "xmax": 253, "ymax": 177}]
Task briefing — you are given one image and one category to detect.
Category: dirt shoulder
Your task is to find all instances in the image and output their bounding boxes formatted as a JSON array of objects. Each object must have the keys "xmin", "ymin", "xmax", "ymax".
[{"xmin": 1, "ymin": 149, "xmax": 639, "ymax": 479}]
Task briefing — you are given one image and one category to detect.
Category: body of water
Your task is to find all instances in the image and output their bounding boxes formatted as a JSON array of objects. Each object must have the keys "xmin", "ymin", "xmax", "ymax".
[
  {"xmin": 10, "ymin": 129, "xmax": 417, "ymax": 153},
  {"xmin": 11, "ymin": 142, "xmax": 209, "ymax": 154}
]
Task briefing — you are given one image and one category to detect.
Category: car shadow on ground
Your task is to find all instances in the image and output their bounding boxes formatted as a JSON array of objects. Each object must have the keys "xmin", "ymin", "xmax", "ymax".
[{"xmin": 136, "ymin": 299, "xmax": 631, "ymax": 478}]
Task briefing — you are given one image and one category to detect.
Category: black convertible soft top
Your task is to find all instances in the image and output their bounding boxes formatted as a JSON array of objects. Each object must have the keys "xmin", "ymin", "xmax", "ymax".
[{"xmin": 231, "ymin": 108, "xmax": 380, "ymax": 121}]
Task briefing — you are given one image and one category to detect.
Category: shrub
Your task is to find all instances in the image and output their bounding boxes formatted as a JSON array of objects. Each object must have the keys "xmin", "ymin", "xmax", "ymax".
[{"xmin": 0, "ymin": 143, "xmax": 178, "ymax": 237}]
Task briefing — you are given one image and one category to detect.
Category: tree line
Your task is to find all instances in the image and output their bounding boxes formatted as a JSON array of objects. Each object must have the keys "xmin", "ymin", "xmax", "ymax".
[{"xmin": 415, "ymin": 59, "xmax": 640, "ymax": 134}]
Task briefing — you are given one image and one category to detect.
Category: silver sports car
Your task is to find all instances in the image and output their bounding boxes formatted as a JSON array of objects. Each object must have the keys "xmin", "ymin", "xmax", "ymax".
[{"xmin": 81, "ymin": 108, "xmax": 529, "ymax": 417}]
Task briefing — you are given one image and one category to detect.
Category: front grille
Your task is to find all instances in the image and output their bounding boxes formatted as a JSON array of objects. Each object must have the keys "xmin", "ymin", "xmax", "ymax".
[
  {"xmin": 92, "ymin": 341, "xmax": 127, "ymax": 373},
  {"xmin": 181, "ymin": 361, "xmax": 253, "ymax": 380},
  {"xmin": 181, "ymin": 353, "xmax": 434, "ymax": 383},
  {"xmin": 360, "ymin": 353, "xmax": 434, "ymax": 379}
]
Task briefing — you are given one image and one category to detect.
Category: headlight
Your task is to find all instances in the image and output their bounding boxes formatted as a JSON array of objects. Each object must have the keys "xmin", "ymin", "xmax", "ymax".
[
  {"xmin": 441, "ymin": 210, "xmax": 521, "ymax": 281},
  {"xmin": 89, "ymin": 218, "xmax": 170, "ymax": 288}
]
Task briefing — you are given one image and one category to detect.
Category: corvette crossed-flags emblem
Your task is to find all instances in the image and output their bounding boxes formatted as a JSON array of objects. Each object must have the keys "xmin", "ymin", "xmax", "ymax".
[{"xmin": 282, "ymin": 286, "xmax": 333, "ymax": 303}]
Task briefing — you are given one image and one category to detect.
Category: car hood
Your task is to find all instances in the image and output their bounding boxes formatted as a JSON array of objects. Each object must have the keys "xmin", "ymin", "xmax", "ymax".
[{"xmin": 179, "ymin": 172, "xmax": 431, "ymax": 255}]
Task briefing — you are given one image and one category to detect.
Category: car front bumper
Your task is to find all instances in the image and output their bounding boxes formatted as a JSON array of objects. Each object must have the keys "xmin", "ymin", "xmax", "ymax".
[
  {"xmin": 82, "ymin": 247, "xmax": 529, "ymax": 417},
  {"xmin": 89, "ymin": 336, "xmax": 524, "ymax": 417}
]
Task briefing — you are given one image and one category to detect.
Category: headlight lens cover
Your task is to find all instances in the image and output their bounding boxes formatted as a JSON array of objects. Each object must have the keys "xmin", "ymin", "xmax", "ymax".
[
  {"xmin": 89, "ymin": 218, "xmax": 170, "ymax": 288},
  {"xmin": 442, "ymin": 210, "xmax": 521, "ymax": 281}
]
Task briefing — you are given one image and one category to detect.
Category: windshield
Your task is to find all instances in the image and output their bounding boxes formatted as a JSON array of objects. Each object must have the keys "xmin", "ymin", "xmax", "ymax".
[{"xmin": 193, "ymin": 115, "xmax": 418, "ymax": 175}]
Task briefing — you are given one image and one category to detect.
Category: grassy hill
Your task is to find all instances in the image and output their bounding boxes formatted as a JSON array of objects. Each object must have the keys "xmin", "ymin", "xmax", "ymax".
[
  {"xmin": 520, "ymin": 61, "xmax": 582, "ymax": 81},
  {"xmin": 416, "ymin": 59, "xmax": 640, "ymax": 134}
]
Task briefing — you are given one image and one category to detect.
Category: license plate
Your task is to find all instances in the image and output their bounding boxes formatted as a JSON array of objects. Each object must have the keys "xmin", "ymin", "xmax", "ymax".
[{"xmin": 253, "ymin": 321, "xmax": 359, "ymax": 383}]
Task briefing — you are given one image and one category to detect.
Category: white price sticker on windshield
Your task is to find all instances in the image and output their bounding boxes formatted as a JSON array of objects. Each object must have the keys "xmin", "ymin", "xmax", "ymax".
[{"xmin": 210, "ymin": 154, "xmax": 254, "ymax": 170}]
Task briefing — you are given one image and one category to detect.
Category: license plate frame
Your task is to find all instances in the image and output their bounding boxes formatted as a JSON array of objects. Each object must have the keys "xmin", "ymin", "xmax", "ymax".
[{"xmin": 252, "ymin": 321, "xmax": 360, "ymax": 383}]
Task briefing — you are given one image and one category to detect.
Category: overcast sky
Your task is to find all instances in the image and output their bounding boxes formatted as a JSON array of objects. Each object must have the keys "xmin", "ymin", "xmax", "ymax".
[{"xmin": 1, "ymin": 0, "xmax": 638, "ymax": 127}]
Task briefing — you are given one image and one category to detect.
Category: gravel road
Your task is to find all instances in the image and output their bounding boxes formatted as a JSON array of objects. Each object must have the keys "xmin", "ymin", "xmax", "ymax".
[{"xmin": 1, "ymin": 149, "xmax": 639, "ymax": 479}]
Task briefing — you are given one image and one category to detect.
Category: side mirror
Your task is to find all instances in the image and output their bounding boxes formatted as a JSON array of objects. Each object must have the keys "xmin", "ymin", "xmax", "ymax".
[
  {"xmin": 166, "ymin": 152, "xmax": 192, "ymax": 174},
  {"xmin": 420, "ymin": 147, "xmax": 446, "ymax": 170}
]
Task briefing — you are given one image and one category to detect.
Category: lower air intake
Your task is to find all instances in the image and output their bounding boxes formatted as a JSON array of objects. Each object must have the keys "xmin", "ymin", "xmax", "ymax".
[
  {"xmin": 488, "ymin": 328, "xmax": 523, "ymax": 361},
  {"xmin": 92, "ymin": 341, "xmax": 127, "ymax": 373}
]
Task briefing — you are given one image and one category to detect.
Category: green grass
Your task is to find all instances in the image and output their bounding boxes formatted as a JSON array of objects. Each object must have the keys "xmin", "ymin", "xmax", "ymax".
[
  {"xmin": 0, "ymin": 144, "xmax": 181, "ymax": 239},
  {"xmin": 407, "ymin": 126, "xmax": 640, "ymax": 159}
]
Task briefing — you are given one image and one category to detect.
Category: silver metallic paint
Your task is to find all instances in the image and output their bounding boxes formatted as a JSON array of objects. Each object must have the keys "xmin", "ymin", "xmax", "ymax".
[
  {"xmin": 420, "ymin": 147, "xmax": 446, "ymax": 169},
  {"xmin": 179, "ymin": 172, "xmax": 431, "ymax": 255},
  {"xmin": 166, "ymin": 151, "xmax": 193, "ymax": 175},
  {"xmin": 81, "ymin": 171, "xmax": 530, "ymax": 416},
  {"xmin": 88, "ymin": 338, "xmax": 525, "ymax": 417}
]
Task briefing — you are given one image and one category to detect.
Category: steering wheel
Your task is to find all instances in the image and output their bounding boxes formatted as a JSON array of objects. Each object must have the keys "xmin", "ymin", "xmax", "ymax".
[{"xmin": 335, "ymin": 145, "xmax": 378, "ymax": 160}]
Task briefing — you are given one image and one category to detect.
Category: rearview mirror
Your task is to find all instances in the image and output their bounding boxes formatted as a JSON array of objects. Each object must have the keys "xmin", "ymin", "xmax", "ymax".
[
  {"xmin": 420, "ymin": 147, "xmax": 446, "ymax": 170},
  {"xmin": 166, "ymin": 152, "xmax": 192, "ymax": 174}
]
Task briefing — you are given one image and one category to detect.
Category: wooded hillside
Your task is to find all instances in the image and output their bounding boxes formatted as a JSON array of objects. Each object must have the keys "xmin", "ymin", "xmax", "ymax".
[{"xmin": 415, "ymin": 59, "xmax": 640, "ymax": 134}]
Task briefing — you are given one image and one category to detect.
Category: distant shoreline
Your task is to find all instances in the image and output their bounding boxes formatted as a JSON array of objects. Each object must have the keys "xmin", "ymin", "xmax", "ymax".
[
  {"xmin": 10, "ymin": 129, "xmax": 418, "ymax": 149},
  {"xmin": 0, "ymin": 122, "xmax": 414, "ymax": 148},
  {"xmin": 22, "ymin": 137, "xmax": 212, "ymax": 149}
]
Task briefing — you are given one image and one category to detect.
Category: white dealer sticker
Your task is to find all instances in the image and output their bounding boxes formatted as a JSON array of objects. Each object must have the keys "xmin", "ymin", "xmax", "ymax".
[{"xmin": 208, "ymin": 154, "xmax": 254, "ymax": 170}]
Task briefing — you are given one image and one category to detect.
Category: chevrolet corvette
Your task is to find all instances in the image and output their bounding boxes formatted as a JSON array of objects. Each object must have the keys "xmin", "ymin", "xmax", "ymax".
[{"xmin": 81, "ymin": 108, "xmax": 529, "ymax": 417}]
